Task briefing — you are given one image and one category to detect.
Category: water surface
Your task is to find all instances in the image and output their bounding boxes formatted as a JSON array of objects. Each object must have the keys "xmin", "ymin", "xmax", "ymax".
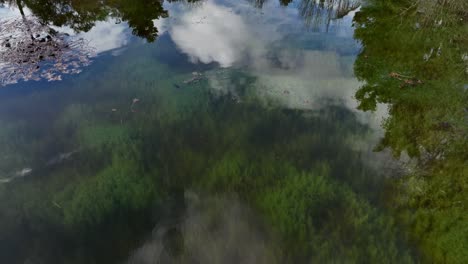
[{"xmin": 0, "ymin": 0, "xmax": 466, "ymax": 263}]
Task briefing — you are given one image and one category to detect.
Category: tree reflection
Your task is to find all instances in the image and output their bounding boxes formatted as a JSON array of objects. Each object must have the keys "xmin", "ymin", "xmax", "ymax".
[
  {"xmin": 0, "ymin": 0, "xmax": 175, "ymax": 85},
  {"xmin": 250, "ymin": 0, "xmax": 267, "ymax": 8},
  {"xmin": 298, "ymin": 0, "xmax": 359, "ymax": 30},
  {"xmin": 260, "ymin": 0, "xmax": 360, "ymax": 30},
  {"xmin": 1, "ymin": 0, "xmax": 169, "ymax": 42},
  {"xmin": 0, "ymin": 1, "xmax": 94, "ymax": 86},
  {"xmin": 353, "ymin": 0, "xmax": 468, "ymax": 262},
  {"xmin": 1, "ymin": 0, "xmax": 362, "ymax": 42},
  {"xmin": 279, "ymin": 0, "xmax": 293, "ymax": 6}
]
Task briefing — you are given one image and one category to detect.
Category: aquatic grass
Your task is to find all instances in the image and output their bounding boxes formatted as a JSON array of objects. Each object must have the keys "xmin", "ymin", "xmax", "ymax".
[
  {"xmin": 257, "ymin": 164, "xmax": 413, "ymax": 263},
  {"xmin": 0, "ymin": 90, "xmax": 415, "ymax": 263},
  {"xmin": 0, "ymin": 8, "xmax": 423, "ymax": 262},
  {"xmin": 60, "ymin": 158, "xmax": 159, "ymax": 228}
]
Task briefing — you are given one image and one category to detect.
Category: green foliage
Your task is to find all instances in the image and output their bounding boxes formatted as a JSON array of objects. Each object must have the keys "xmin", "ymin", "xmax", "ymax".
[{"xmin": 353, "ymin": 0, "xmax": 468, "ymax": 262}]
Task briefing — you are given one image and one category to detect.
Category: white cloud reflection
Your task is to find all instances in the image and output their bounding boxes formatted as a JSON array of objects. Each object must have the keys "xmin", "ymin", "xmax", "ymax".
[
  {"xmin": 52, "ymin": 20, "xmax": 130, "ymax": 55},
  {"xmin": 0, "ymin": 3, "xmax": 32, "ymax": 18},
  {"xmin": 155, "ymin": 0, "xmax": 386, "ymax": 130},
  {"xmin": 128, "ymin": 193, "xmax": 276, "ymax": 264},
  {"xmin": 79, "ymin": 21, "xmax": 129, "ymax": 55},
  {"xmin": 158, "ymin": 0, "xmax": 288, "ymax": 68},
  {"xmin": 169, "ymin": 2, "xmax": 251, "ymax": 67},
  {"xmin": 1, "ymin": 0, "xmax": 386, "ymax": 130}
]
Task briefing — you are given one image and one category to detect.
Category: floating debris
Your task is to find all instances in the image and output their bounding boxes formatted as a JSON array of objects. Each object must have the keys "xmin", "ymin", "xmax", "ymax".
[
  {"xmin": 52, "ymin": 201, "xmax": 62, "ymax": 209},
  {"xmin": 0, "ymin": 178, "xmax": 12, "ymax": 184},
  {"xmin": 131, "ymin": 98, "xmax": 140, "ymax": 112},
  {"xmin": 183, "ymin": 75, "xmax": 203, "ymax": 84},
  {"xmin": 174, "ymin": 72, "xmax": 205, "ymax": 89},
  {"xmin": 46, "ymin": 151, "xmax": 78, "ymax": 166},
  {"xmin": 0, "ymin": 16, "xmax": 95, "ymax": 86},
  {"xmin": 1, "ymin": 149, "xmax": 80, "ymax": 184},
  {"xmin": 0, "ymin": 167, "xmax": 33, "ymax": 184},
  {"xmin": 16, "ymin": 168, "xmax": 32, "ymax": 177},
  {"xmin": 231, "ymin": 93, "xmax": 242, "ymax": 103},
  {"xmin": 388, "ymin": 72, "xmax": 423, "ymax": 87}
]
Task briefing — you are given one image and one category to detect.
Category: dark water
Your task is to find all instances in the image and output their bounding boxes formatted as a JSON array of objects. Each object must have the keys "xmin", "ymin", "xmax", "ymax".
[{"xmin": 0, "ymin": 0, "xmax": 466, "ymax": 263}]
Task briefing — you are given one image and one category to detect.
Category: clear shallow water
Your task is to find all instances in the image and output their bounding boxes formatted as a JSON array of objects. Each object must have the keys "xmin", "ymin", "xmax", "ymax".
[{"xmin": 1, "ymin": 0, "xmax": 465, "ymax": 263}]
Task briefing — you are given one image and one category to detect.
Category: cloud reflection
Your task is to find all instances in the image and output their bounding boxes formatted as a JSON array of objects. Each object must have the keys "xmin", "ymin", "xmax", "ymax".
[
  {"xmin": 158, "ymin": 0, "xmax": 385, "ymax": 130},
  {"xmin": 169, "ymin": 2, "xmax": 251, "ymax": 67},
  {"xmin": 52, "ymin": 19, "xmax": 130, "ymax": 55},
  {"xmin": 128, "ymin": 193, "xmax": 277, "ymax": 264}
]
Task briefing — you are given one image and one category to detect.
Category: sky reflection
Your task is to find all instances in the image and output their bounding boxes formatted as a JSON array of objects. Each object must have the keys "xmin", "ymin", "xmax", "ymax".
[{"xmin": 153, "ymin": 0, "xmax": 386, "ymax": 130}]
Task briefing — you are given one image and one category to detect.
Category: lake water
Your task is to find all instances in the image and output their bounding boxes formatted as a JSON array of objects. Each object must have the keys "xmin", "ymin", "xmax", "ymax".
[{"xmin": 0, "ymin": 0, "xmax": 466, "ymax": 263}]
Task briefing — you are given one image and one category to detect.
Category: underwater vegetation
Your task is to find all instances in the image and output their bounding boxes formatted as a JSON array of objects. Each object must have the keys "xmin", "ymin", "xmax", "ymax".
[
  {"xmin": 0, "ymin": 0, "xmax": 465, "ymax": 263},
  {"xmin": 0, "ymin": 50, "xmax": 413, "ymax": 263}
]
